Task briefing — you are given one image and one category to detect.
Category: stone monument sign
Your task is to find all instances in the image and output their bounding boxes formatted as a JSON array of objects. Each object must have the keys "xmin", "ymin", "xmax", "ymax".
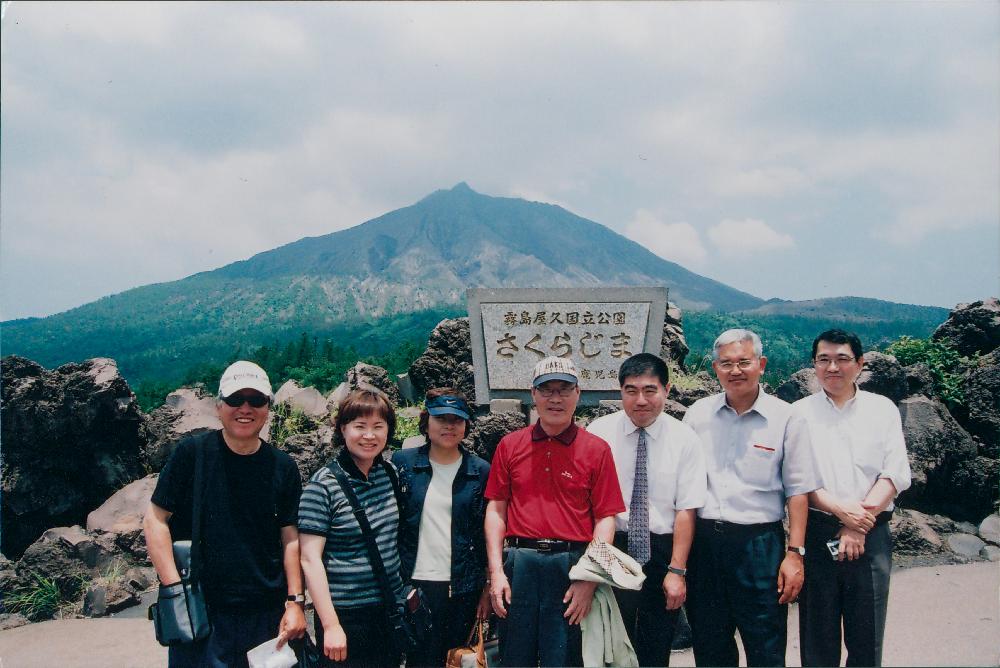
[{"xmin": 467, "ymin": 287, "xmax": 668, "ymax": 406}]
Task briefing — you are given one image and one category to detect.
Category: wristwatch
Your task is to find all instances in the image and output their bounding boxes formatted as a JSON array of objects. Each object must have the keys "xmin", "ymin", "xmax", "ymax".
[
  {"xmin": 666, "ymin": 566, "xmax": 687, "ymax": 577},
  {"xmin": 787, "ymin": 546, "xmax": 806, "ymax": 556},
  {"xmin": 286, "ymin": 593, "xmax": 306, "ymax": 604}
]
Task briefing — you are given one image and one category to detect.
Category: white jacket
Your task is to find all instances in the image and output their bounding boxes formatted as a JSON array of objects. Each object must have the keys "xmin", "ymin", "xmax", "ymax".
[{"xmin": 569, "ymin": 539, "xmax": 646, "ymax": 667}]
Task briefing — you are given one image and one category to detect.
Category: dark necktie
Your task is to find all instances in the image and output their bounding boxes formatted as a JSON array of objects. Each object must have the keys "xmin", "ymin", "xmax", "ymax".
[{"xmin": 628, "ymin": 427, "xmax": 651, "ymax": 565}]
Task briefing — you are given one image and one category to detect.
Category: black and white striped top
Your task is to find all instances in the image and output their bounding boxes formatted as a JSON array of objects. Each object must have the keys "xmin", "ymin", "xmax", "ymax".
[{"xmin": 298, "ymin": 449, "xmax": 404, "ymax": 608}]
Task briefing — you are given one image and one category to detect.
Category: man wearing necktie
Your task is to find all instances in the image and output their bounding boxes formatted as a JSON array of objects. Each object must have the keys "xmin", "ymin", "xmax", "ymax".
[{"xmin": 588, "ymin": 353, "xmax": 707, "ymax": 666}]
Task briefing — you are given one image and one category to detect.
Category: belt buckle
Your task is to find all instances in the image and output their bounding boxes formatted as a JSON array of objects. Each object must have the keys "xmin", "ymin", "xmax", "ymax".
[
  {"xmin": 536, "ymin": 539, "xmax": 555, "ymax": 553},
  {"xmin": 713, "ymin": 520, "xmax": 724, "ymax": 533}
]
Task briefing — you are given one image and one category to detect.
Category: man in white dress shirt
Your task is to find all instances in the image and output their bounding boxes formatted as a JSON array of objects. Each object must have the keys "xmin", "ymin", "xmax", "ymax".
[
  {"xmin": 682, "ymin": 329, "xmax": 817, "ymax": 667},
  {"xmin": 588, "ymin": 353, "xmax": 707, "ymax": 667},
  {"xmin": 793, "ymin": 329, "xmax": 911, "ymax": 667}
]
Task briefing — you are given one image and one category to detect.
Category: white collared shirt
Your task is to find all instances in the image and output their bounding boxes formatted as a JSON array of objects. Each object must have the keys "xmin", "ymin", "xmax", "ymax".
[
  {"xmin": 792, "ymin": 388, "xmax": 911, "ymax": 510},
  {"xmin": 683, "ymin": 388, "xmax": 818, "ymax": 524},
  {"xmin": 587, "ymin": 411, "xmax": 706, "ymax": 534}
]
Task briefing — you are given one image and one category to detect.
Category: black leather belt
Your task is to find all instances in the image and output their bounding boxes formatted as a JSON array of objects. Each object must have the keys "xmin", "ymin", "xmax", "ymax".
[
  {"xmin": 505, "ymin": 537, "xmax": 589, "ymax": 553},
  {"xmin": 696, "ymin": 518, "xmax": 783, "ymax": 535}
]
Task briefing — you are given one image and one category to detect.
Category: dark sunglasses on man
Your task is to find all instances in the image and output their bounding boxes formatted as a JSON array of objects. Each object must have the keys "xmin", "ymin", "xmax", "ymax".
[{"xmin": 220, "ymin": 393, "xmax": 270, "ymax": 408}]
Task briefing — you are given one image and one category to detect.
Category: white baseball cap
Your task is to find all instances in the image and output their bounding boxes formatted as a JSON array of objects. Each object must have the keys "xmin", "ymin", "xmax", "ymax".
[
  {"xmin": 218, "ymin": 361, "xmax": 273, "ymax": 399},
  {"xmin": 532, "ymin": 356, "xmax": 579, "ymax": 387}
]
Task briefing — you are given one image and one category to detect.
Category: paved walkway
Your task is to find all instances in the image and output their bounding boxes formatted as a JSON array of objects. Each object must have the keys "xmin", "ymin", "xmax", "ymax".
[{"xmin": 0, "ymin": 562, "xmax": 997, "ymax": 667}]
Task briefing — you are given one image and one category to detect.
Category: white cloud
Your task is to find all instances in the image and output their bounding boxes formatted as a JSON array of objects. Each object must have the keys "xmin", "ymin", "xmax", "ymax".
[
  {"xmin": 707, "ymin": 219, "xmax": 796, "ymax": 255},
  {"xmin": 624, "ymin": 210, "xmax": 708, "ymax": 266}
]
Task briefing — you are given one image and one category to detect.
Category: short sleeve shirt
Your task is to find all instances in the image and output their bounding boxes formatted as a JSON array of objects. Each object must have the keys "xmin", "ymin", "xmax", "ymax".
[
  {"xmin": 587, "ymin": 411, "xmax": 706, "ymax": 534},
  {"xmin": 683, "ymin": 388, "xmax": 818, "ymax": 524},
  {"xmin": 484, "ymin": 422, "xmax": 625, "ymax": 543},
  {"xmin": 298, "ymin": 449, "xmax": 405, "ymax": 608}
]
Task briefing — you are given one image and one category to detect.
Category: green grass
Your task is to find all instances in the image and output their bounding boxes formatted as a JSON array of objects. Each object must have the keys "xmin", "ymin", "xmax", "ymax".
[{"xmin": 4, "ymin": 572, "xmax": 87, "ymax": 621}]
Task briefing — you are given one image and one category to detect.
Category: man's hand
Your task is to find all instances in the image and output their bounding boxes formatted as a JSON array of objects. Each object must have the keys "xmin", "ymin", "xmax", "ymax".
[
  {"xmin": 563, "ymin": 580, "xmax": 598, "ymax": 625},
  {"xmin": 837, "ymin": 527, "xmax": 866, "ymax": 561},
  {"xmin": 836, "ymin": 501, "xmax": 876, "ymax": 534},
  {"xmin": 476, "ymin": 583, "xmax": 492, "ymax": 621},
  {"xmin": 322, "ymin": 622, "xmax": 348, "ymax": 662},
  {"xmin": 490, "ymin": 571, "xmax": 512, "ymax": 618},
  {"xmin": 662, "ymin": 572, "xmax": 686, "ymax": 610},
  {"xmin": 777, "ymin": 553, "xmax": 804, "ymax": 604},
  {"xmin": 276, "ymin": 602, "xmax": 307, "ymax": 648}
]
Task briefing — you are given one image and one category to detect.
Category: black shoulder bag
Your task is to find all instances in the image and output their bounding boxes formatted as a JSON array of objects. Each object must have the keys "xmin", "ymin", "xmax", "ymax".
[
  {"xmin": 327, "ymin": 458, "xmax": 432, "ymax": 659},
  {"xmin": 149, "ymin": 440, "xmax": 212, "ymax": 646}
]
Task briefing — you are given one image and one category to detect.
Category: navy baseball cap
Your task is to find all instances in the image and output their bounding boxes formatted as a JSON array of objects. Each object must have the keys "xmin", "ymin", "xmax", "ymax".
[{"xmin": 426, "ymin": 395, "xmax": 472, "ymax": 420}]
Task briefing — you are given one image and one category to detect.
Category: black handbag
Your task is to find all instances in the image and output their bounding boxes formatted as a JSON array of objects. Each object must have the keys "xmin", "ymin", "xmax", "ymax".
[
  {"xmin": 148, "ymin": 441, "xmax": 212, "ymax": 646},
  {"xmin": 289, "ymin": 632, "xmax": 322, "ymax": 668},
  {"xmin": 327, "ymin": 459, "xmax": 432, "ymax": 658}
]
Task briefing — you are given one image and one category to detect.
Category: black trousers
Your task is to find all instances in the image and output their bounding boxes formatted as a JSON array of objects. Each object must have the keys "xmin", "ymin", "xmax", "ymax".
[
  {"xmin": 407, "ymin": 579, "xmax": 480, "ymax": 668},
  {"xmin": 687, "ymin": 520, "xmax": 787, "ymax": 667},
  {"xmin": 498, "ymin": 546, "xmax": 584, "ymax": 668},
  {"xmin": 799, "ymin": 515, "xmax": 893, "ymax": 667},
  {"xmin": 612, "ymin": 531, "xmax": 680, "ymax": 667},
  {"xmin": 168, "ymin": 604, "xmax": 283, "ymax": 668},
  {"xmin": 316, "ymin": 603, "xmax": 400, "ymax": 668}
]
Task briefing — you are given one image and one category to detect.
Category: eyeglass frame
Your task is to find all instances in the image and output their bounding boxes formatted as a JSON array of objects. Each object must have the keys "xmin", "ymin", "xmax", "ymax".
[
  {"xmin": 715, "ymin": 359, "xmax": 758, "ymax": 372},
  {"xmin": 533, "ymin": 385, "xmax": 578, "ymax": 398},
  {"xmin": 813, "ymin": 355, "xmax": 858, "ymax": 368}
]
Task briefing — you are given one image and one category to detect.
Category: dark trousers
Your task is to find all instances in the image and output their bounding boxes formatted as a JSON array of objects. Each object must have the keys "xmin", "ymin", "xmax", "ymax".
[
  {"xmin": 799, "ymin": 516, "xmax": 892, "ymax": 667},
  {"xmin": 316, "ymin": 603, "xmax": 400, "ymax": 668},
  {"xmin": 498, "ymin": 546, "xmax": 584, "ymax": 668},
  {"xmin": 407, "ymin": 580, "xmax": 480, "ymax": 668},
  {"xmin": 168, "ymin": 605, "xmax": 283, "ymax": 668},
  {"xmin": 612, "ymin": 531, "xmax": 680, "ymax": 667},
  {"xmin": 687, "ymin": 520, "xmax": 787, "ymax": 667}
]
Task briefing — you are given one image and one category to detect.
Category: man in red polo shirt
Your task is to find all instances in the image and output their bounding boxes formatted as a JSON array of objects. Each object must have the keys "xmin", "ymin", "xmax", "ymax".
[{"xmin": 485, "ymin": 356, "xmax": 626, "ymax": 667}]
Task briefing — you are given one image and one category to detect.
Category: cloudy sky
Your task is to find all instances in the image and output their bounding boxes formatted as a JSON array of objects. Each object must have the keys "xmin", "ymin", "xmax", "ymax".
[{"xmin": 1, "ymin": 1, "xmax": 997, "ymax": 320}]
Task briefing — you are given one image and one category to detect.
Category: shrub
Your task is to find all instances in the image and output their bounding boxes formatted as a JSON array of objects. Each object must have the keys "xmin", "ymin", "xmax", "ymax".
[{"xmin": 885, "ymin": 336, "xmax": 972, "ymax": 407}]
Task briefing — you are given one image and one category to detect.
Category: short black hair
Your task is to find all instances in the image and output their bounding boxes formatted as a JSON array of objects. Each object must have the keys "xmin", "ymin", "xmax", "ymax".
[
  {"xmin": 812, "ymin": 329, "xmax": 863, "ymax": 360},
  {"xmin": 618, "ymin": 353, "xmax": 670, "ymax": 387}
]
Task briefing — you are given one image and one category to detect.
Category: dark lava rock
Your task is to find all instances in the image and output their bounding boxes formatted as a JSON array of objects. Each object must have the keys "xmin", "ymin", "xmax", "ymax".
[
  {"xmin": 660, "ymin": 303, "xmax": 690, "ymax": 372},
  {"xmin": 1, "ymin": 356, "xmax": 149, "ymax": 559},
  {"xmin": 959, "ymin": 355, "xmax": 1000, "ymax": 456},
  {"xmin": 775, "ymin": 368, "xmax": 820, "ymax": 403},
  {"xmin": 468, "ymin": 411, "xmax": 528, "ymax": 463},
  {"xmin": 346, "ymin": 362, "xmax": 401, "ymax": 407},
  {"xmin": 932, "ymin": 298, "xmax": 1000, "ymax": 357},
  {"xmin": 857, "ymin": 351, "xmax": 907, "ymax": 404},
  {"xmin": 903, "ymin": 363, "xmax": 934, "ymax": 398},
  {"xmin": 668, "ymin": 373, "xmax": 721, "ymax": 407},
  {"xmin": 408, "ymin": 318, "xmax": 475, "ymax": 400},
  {"xmin": 279, "ymin": 425, "xmax": 338, "ymax": 483}
]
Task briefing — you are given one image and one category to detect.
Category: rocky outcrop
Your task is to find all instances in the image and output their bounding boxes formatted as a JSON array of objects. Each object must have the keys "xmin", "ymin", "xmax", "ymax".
[
  {"xmin": 668, "ymin": 373, "xmax": 721, "ymax": 407},
  {"xmin": 274, "ymin": 380, "xmax": 330, "ymax": 418},
  {"xmin": 958, "ymin": 352, "xmax": 1000, "ymax": 455},
  {"xmin": 897, "ymin": 396, "xmax": 981, "ymax": 519},
  {"xmin": 903, "ymin": 363, "xmax": 934, "ymax": 398},
  {"xmin": 932, "ymin": 298, "xmax": 1000, "ymax": 357},
  {"xmin": 279, "ymin": 425, "xmax": 337, "ymax": 483},
  {"xmin": 85, "ymin": 475, "xmax": 157, "ymax": 535},
  {"xmin": 468, "ymin": 411, "xmax": 528, "ymax": 462},
  {"xmin": 408, "ymin": 318, "xmax": 476, "ymax": 400},
  {"xmin": 775, "ymin": 368, "xmax": 821, "ymax": 403},
  {"xmin": 660, "ymin": 303, "xmax": 690, "ymax": 372},
  {"xmin": 857, "ymin": 351, "xmax": 907, "ymax": 403},
  {"xmin": 144, "ymin": 387, "xmax": 222, "ymax": 471},
  {"xmin": 1, "ymin": 356, "xmax": 149, "ymax": 560},
  {"xmin": 346, "ymin": 362, "xmax": 401, "ymax": 407}
]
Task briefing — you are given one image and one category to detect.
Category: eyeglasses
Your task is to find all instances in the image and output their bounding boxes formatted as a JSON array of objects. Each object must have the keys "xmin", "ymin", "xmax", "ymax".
[
  {"xmin": 716, "ymin": 359, "xmax": 756, "ymax": 372},
  {"xmin": 221, "ymin": 393, "xmax": 270, "ymax": 408},
  {"xmin": 814, "ymin": 355, "xmax": 857, "ymax": 367},
  {"xmin": 535, "ymin": 386, "xmax": 577, "ymax": 398}
]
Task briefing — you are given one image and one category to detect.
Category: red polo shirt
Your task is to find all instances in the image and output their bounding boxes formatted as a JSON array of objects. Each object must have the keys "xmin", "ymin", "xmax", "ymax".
[{"xmin": 485, "ymin": 421, "xmax": 626, "ymax": 543}]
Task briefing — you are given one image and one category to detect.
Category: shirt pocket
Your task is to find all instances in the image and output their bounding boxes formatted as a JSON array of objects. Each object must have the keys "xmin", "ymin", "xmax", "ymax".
[{"xmin": 735, "ymin": 445, "xmax": 778, "ymax": 489}]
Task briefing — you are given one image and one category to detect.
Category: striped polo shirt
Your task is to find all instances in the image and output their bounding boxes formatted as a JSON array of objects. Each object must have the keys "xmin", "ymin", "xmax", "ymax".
[{"xmin": 298, "ymin": 449, "xmax": 404, "ymax": 608}]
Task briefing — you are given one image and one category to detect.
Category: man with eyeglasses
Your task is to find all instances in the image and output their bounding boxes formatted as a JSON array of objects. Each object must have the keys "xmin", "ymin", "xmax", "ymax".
[
  {"xmin": 682, "ymin": 329, "xmax": 817, "ymax": 667},
  {"xmin": 792, "ymin": 329, "xmax": 911, "ymax": 667},
  {"xmin": 144, "ymin": 361, "xmax": 306, "ymax": 667},
  {"xmin": 485, "ymin": 356, "xmax": 625, "ymax": 667},
  {"xmin": 587, "ymin": 353, "xmax": 706, "ymax": 666}
]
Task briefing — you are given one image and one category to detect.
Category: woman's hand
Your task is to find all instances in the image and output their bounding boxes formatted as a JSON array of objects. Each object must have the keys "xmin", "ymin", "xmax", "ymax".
[
  {"xmin": 476, "ymin": 583, "xmax": 492, "ymax": 621},
  {"xmin": 323, "ymin": 622, "xmax": 348, "ymax": 662}
]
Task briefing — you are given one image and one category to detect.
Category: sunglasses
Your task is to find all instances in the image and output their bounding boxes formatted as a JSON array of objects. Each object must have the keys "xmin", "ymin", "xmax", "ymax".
[{"xmin": 221, "ymin": 393, "xmax": 270, "ymax": 408}]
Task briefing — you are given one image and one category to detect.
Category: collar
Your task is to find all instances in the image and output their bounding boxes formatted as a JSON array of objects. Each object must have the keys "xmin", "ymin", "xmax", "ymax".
[
  {"xmin": 531, "ymin": 420, "xmax": 578, "ymax": 445},
  {"xmin": 414, "ymin": 443, "xmax": 475, "ymax": 475},
  {"xmin": 336, "ymin": 446, "xmax": 383, "ymax": 481},
  {"xmin": 822, "ymin": 384, "xmax": 860, "ymax": 412},
  {"xmin": 714, "ymin": 385, "xmax": 771, "ymax": 419},
  {"xmin": 624, "ymin": 412, "xmax": 665, "ymax": 441}
]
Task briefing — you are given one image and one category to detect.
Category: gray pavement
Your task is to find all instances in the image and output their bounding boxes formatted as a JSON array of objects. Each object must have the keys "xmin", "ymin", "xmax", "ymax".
[{"xmin": 0, "ymin": 561, "xmax": 997, "ymax": 667}]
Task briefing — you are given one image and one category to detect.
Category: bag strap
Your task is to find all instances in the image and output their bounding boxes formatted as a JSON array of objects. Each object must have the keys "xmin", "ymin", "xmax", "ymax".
[
  {"xmin": 189, "ymin": 437, "xmax": 205, "ymax": 582},
  {"xmin": 326, "ymin": 461, "xmax": 400, "ymax": 615}
]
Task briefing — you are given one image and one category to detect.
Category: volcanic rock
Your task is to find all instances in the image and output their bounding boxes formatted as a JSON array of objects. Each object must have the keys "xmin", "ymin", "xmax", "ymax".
[
  {"xmin": 775, "ymin": 368, "xmax": 820, "ymax": 403},
  {"xmin": 407, "ymin": 318, "xmax": 475, "ymax": 400},
  {"xmin": 932, "ymin": 298, "xmax": 1000, "ymax": 357},
  {"xmin": 346, "ymin": 362, "xmax": 401, "ymax": 407},
  {"xmin": 660, "ymin": 303, "xmax": 690, "ymax": 372},
  {"xmin": 857, "ymin": 351, "xmax": 907, "ymax": 403},
  {"xmin": 144, "ymin": 387, "xmax": 221, "ymax": 471}
]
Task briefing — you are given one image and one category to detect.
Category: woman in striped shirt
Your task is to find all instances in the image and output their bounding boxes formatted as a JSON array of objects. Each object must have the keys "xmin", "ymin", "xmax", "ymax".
[{"xmin": 299, "ymin": 388, "xmax": 403, "ymax": 668}]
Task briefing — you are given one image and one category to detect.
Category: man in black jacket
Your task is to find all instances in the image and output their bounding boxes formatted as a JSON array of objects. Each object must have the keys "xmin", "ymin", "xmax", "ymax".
[{"xmin": 143, "ymin": 361, "xmax": 306, "ymax": 668}]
